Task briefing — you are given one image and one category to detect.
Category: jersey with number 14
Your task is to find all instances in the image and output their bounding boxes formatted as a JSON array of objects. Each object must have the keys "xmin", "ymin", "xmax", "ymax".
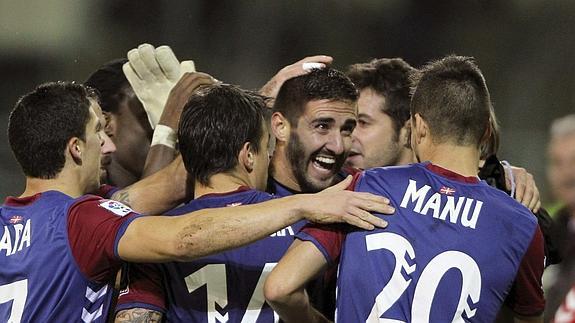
[
  {"xmin": 119, "ymin": 187, "xmax": 306, "ymax": 322},
  {"xmin": 298, "ymin": 162, "xmax": 545, "ymax": 322}
]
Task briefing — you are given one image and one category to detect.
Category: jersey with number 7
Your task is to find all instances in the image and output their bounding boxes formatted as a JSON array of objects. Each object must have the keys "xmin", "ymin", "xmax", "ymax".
[{"xmin": 298, "ymin": 162, "xmax": 545, "ymax": 322}]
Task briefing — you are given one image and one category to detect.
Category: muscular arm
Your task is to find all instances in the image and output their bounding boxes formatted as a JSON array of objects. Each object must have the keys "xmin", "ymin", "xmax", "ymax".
[
  {"xmin": 115, "ymin": 309, "xmax": 162, "ymax": 323},
  {"xmin": 264, "ymin": 240, "xmax": 331, "ymax": 323},
  {"xmin": 111, "ymin": 156, "xmax": 189, "ymax": 215},
  {"xmin": 117, "ymin": 177, "xmax": 392, "ymax": 262}
]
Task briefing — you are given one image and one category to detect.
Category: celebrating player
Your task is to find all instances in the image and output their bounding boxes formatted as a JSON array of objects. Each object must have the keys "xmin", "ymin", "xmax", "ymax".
[
  {"xmin": 264, "ymin": 55, "xmax": 545, "ymax": 322},
  {"xmin": 0, "ymin": 81, "xmax": 393, "ymax": 322}
]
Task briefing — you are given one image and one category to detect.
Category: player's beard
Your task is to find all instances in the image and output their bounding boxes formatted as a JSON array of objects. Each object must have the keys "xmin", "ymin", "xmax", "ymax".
[{"xmin": 286, "ymin": 131, "xmax": 346, "ymax": 193}]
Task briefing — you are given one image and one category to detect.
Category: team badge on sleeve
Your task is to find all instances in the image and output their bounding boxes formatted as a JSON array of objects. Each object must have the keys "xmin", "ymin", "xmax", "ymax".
[{"xmin": 98, "ymin": 200, "xmax": 133, "ymax": 217}]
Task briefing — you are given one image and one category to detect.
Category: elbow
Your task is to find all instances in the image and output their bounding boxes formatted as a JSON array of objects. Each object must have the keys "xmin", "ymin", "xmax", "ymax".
[{"xmin": 264, "ymin": 271, "xmax": 293, "ymax": 306}]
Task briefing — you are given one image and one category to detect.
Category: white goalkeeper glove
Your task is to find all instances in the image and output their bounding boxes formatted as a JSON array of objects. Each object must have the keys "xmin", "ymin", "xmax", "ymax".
[{"xmin": 122, "ymin": 43, "xmax": 196, "ymax": 128}]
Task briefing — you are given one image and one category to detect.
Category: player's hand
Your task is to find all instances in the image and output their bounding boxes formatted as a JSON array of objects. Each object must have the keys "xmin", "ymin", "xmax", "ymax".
[
  {"xmin": 505, "ymin": 165, "xmax": 541, "ymax": 213},
  {"xmin": 158, "ymin": 72, "xmax": 219, "ymax": 130},
  {"xmin": 301, "ymin": 176, "xmax": 394, "ymax": 230},
  {"xmin": 123, "ymin": 43, "xmax": 196, "ymax": 128},
  {"xmin": 259, "ymin": 55, "xmax": 333, "ymax": 107}
]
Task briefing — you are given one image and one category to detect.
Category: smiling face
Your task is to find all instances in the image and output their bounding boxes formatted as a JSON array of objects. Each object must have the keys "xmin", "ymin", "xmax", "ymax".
[{"xmin": 285, "ymin": 99, "xmax": 357, "ymax": 192}]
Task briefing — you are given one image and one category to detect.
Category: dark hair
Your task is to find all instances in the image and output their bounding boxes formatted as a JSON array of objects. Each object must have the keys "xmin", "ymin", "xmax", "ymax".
[
  {"xmin": 347, "ymin": 58, "xmax": 415, "ymax": 135},
  {"xmin": 480, "ymin": 106, "xmax": 500, "ymax": 159},
  {"xmin": 84, "ymin": 59, "xmax": 130, "ymax": 114},
  {"xmin": 178, "ymin": 84, "xmax": 268, "ymax": 186},
  {"xmin": 8, "ymin": 81, "xmax": 94, "ymax": 179},
  {"xmin": 410, "ymin": 55, "xmax": 491, "ymax": 146},
  {"xmin": 273, "ymin": 68, "xmax": 358, "ymax": 125}
]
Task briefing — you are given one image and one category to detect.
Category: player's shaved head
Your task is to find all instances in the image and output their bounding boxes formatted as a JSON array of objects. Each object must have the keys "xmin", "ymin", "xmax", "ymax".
[{"xmin": 411, "ymin": 55, "xmax": 491, "ymax": 147}]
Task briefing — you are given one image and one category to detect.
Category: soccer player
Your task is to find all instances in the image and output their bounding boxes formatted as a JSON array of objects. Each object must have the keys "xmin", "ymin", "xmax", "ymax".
[
  {"xmin": 0, "ymin": 81, "xmax": 393, "ymax": 322},
  {"xmin": 345, "ymin": 57, "xmax": 416, "ymax": 169},
  {"xmin": 85, "ymin": 44, "xmax": 200, "ymax": 187},
  {"xmin": 116, "ymin": 84, "xmax": 323, "ymax": 321},
  {"xmin": 267, "ymin": 67, "xmax": 358, "ymax": 195},
  {"xmin": 264, "ymin": 56, "xmax": 545, "ymax": 322},
  {"xmin": 85, "ymin": 59, "xmax": 154, "ymax": 187}
]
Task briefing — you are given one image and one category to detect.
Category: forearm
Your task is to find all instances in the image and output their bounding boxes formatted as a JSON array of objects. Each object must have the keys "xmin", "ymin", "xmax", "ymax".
[
  {"xmin": 268, "ymin": 288, "xmax": 331, "ymax": 323},
  {"xmin": 118, "ymin": 194, "xmax": 306, "ymax": 262},
  {"xmin": 112, "ymin": 156, "xmax": 189, "ymax": 215},
  {"xmin": 141, "ymin": 145, "xmax": 177, "ymax": 178}
]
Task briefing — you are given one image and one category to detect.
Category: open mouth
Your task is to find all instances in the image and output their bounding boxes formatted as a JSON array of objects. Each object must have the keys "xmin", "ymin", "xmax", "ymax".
[{"xmin": 312, "ymin": 155, "xmax": 337, "ymax": 173}]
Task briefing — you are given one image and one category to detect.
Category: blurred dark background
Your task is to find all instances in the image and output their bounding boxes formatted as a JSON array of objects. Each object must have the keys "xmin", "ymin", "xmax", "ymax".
[{"xmin": 0, "ymin": 0, "xmax": 573, "ymax": 202}]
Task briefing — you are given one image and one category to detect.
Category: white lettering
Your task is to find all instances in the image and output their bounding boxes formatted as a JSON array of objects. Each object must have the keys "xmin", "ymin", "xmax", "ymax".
[
  {"xmin": 0, "ymin": 226, "xmax": 12, "ymax": 256},
  {"xmin": 1, "ymin": 219, "xmax": 32, "ymax": 256},
  {"xmin": 9, "ymin": 224, "xmax": 23, "ymax": 255},
  {"xmin": 439, "ymin": 196, "xmax": 465, "ymax": 224},
  {"xmin": 400, "ymin": 180, "xmax": 431, "ymax": 213},
  {"xmin": 461, "ymin": 200, "xmax": 482, "ymax": 229},
  {"xmin": 420, "ymin": 192, "xmax": 441, "ymax": 218},
  {"xmin": 400, "ymin": 179, "xmax": 482, "ymax": 230}
]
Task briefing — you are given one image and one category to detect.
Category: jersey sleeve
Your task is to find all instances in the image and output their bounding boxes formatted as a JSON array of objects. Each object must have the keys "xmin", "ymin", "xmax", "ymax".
[
  {"xmin": 504, "ymin": 225, "xmax": 546, "ymax": 317},
  {"xmin": 295, "ymin": 172, "xmax": 362, "ymax": 266},
  {"xmin": 67, "ymin": 196, "xmax": 141, "ymax": 283},
  {"xmin": 296, "ymin": 223, "xmax": 349, "ymax": 266},
  {"xmin": 93, "ymin": 184, "xmax": 120, "ymax": 199},
  {"xmin": 116, "ymin": 263, "xmax": 166, "ymax": 314}
]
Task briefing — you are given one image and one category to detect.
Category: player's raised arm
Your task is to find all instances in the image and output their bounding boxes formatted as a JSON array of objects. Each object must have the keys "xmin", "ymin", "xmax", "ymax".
[
  {"xmin": 117, "ymin": 178, "xmax": 393, "ymax": 262},
  {"xmin": 259, "ymin": 55, "xmax": 333, "ymax": 107}
]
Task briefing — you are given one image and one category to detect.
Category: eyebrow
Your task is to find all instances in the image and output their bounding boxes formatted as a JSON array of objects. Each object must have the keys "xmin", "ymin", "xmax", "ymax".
[
  {"xmin": 357, "ymin": 113, "xmax": 374, "ymax": 121},
  {"xmin": 311, "ymin": 117, "xmax": 336, "ymax": 125}
]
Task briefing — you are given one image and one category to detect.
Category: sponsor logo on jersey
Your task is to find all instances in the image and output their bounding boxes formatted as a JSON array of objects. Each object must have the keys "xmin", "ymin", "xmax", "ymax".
[
  {"xmin": 400, "ymin": 179, "xmax": 482, "ymax": 229},
  {"xmin": 1, "ymin": 218, "xmax": 32, "ymax": 256},
  {"xmin": 99, "ymin": 200, "xmax": 133, "ymax": 217}
]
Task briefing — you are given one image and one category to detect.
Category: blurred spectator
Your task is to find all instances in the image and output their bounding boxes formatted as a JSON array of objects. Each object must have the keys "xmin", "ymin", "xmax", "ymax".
[{"xmin": 545, "ymin": 114, "xmax": 575, "ymax": 322}]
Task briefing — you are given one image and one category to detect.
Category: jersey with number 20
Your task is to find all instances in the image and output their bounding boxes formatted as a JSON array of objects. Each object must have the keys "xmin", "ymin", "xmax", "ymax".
[{"xmin": 298, "ymin": 162, "xmax": 545, "ymax": 322}]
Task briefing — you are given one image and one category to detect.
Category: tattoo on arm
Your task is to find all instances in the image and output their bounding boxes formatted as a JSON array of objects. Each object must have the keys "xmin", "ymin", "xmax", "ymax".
[
  {"xmin": 115, "ymin": 308, "xmax": 162, "ymax": 323},
  {"xmin": 112, "ymin": 190, "xmax": 132, "ymax": 207}
]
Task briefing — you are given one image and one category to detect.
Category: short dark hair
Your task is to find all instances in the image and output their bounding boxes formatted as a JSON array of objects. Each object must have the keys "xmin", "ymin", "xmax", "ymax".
[
  {"xmin": 178, "ymin": 84, "xmax": 268, "ymax": 186},
  {"xmin": 84, "ymin": 59, "xmax": 130, "ymax": 114},
  {"xmin": 347, "ymin": 58, "xmax": 415, "ymax": 135},
  {"xmin": 411, "ymin": 55, "xmax": 491, "ymax": 147},
  {"xmin": 8, "ymin": 81, "xmax": 95, "ymax": 179},
  {"xmin": 273, "ymin": 68, "xmax": 358, "ymax": 125}
]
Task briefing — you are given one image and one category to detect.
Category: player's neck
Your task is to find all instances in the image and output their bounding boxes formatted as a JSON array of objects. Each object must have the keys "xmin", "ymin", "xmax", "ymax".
[
  {"xmin": 396, "ymin": 146, "xmax": 416, "ymax": 166},
  {"xmin": 194, "ymin": 173, "xmax": 253, "ymax": 199},
  {"xmin": 270, "ymin": 149, "xmax": 301, "ymax": 192},
  {"xmin": 420, "ymin": 144, "xmax": 480, "ymax": 177},
  {"xmin": 22, "ymin": 175, "xmax": 85, "ymax": 199}
]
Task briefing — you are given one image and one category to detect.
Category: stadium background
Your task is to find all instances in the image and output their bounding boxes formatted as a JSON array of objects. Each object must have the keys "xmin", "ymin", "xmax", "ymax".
[{"xmin": 0, "ymin": 0, "xmax": 573, "ymax": 204}]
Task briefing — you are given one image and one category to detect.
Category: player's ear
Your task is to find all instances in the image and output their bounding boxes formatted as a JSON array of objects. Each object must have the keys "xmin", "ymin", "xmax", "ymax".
[
  {"xmin": 413, "ymin": 113, "xmax": 427, "ymax": 144},
  {"xmin": 399, "ymin": 118, "xmax": 411, "ymax": 147},
  {"xmin": 239, "ymin": 142, "xmax": 255, "ymax": 172},
  {"xmin": 271, "ymin": 112, "xmax": 290, "ymax": 143},
  {"xmin": 68, "ymin": 137, "xmax": 83, "ymax": 165}
]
